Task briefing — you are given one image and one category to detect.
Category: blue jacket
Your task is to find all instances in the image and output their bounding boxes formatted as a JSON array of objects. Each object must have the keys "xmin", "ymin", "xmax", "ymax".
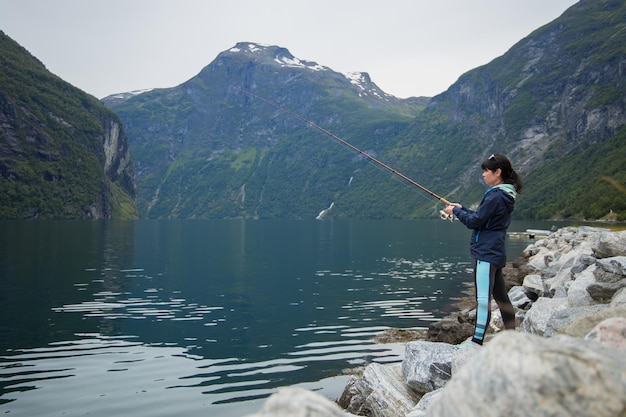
[{"xmin": 452, "ymin": 184, "xmax": 516, "ymax": 268}]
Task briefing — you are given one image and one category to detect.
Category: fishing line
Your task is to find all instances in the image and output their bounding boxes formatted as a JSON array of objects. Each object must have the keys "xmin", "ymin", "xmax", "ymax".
[{"xmin": 241, "ymin": 88, "xmax": 454, "ymax": 220}]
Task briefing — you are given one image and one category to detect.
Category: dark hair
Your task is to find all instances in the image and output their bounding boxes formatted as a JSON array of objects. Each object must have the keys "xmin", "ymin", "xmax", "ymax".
[{"xmin": 481, "ymin": 153, "xmax": 523, "ymax": 193}]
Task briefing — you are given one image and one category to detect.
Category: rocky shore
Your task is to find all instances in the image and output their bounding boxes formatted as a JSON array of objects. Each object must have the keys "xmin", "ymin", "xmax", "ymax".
[{"xmin": 246, "ymin": 226, "xmax": 626, "ymax": 417}]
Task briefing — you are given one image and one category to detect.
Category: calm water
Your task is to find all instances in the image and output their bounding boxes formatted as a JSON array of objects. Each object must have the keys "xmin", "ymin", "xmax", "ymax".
[{"xmin": 0, "ymin": 219, "xmax": 546, "ymax": 416}]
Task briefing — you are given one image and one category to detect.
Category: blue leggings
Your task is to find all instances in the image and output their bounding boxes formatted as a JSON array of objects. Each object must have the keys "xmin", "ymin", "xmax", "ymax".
[{"xmin": 472, "ymin": 259, "xmax": 516, "ymax": 345}]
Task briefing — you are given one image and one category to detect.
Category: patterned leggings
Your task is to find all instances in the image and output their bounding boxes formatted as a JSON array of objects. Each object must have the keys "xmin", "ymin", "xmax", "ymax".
[{"xmin": 472, "ymin": 259, "xmax": 516, "ymax": 345}]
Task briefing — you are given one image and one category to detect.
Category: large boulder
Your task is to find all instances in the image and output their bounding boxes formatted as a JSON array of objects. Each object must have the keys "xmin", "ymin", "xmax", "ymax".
[
  {"xmin": 558, "ymin": 305, "xmax": 626, "ymax": 338},
  {"xmin": 566, "ymin": 264, "xmax": 597, "ymax": 306},
  {"xmin": 338, "ymin": 363, "xmax": 419, "ymax": 417},
  {"xmin": 543, "ymin": 304, "xmax": 608, "ymax": 337},
  {"xmin": 508, "ymin": 285, "xmax": 534, "ymax": 310},
  {"xmin": 593, "ymin": 230, "xmax": 626, "ymax": 258},
  {"xmin": 520, "ymin": 296, "xmax": 568, "ymax": 335},
  {"xmin": 406, "ymin": 389, "xmax": 442, "ymax": 417},
  {"xmin": 401, "ymin": 341, "xmax": 457, "ymax": 395},
  {"xmin": 426, "ymin": 332, "xmax": 626, "ymax": 417},
  {"xmin": 245, "ymin": 387, "xmax": 357, "ymax": 417}
]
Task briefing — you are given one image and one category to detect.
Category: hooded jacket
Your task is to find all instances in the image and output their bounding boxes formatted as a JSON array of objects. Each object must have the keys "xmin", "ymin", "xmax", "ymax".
[{"xmin": 452, "ymin": 184, "xmax": 516, "ymax": 268}]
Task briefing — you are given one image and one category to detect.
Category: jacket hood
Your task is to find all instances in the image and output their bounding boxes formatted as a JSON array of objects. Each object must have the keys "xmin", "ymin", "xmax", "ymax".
[{"xmin": 494, "ymin": 184, "xmax": 517, "ymax": 200}]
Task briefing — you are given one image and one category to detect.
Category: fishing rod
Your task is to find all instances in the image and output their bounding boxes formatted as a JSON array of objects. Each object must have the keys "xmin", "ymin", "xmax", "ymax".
[{"xmin": 242, "ymin": 88, "xmax": 454, "ymax": 221}]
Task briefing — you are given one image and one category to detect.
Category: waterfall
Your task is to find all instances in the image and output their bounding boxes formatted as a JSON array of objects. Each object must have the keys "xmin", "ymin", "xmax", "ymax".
[{"xmin": 315, "ymin": 202, "xmax": 335, "ymax": 220}]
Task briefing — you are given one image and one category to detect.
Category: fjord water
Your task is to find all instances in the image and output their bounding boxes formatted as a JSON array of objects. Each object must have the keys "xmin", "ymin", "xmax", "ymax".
[{"xmin": 0, "ymin": 219, "xmax": 539, "ymax": 416}]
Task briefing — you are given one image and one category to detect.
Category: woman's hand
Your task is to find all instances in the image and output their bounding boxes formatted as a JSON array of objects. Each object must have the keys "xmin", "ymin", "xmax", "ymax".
[{"xmin": 444, "ymin": 203, "xmax": 462, "ymax": 215}]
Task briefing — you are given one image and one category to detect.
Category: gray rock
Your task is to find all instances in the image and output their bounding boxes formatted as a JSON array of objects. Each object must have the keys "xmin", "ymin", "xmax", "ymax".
[
  {"xmin": 521, "ymin": 243, "xmax": 540, "ymax": 258},
  {"xmin": 595, "ymin": 256, "xmax": 626, "ymax": 279},
  {"xmin": 593, "ymin": 230, "xmax": 626, "ymax": 258},
  {"xmin": 543, "ymin": 304, "xmax": 608, "ymax": 337},
  {"xmin": 426, "ymin": 332, "xmax": 626, "ymax": 417},
  {"xmin": 245, "ymin": 387, "xmax": 357, "ymax": 417},
  {"xmin": 567, "ymin": 265, "xmax": 597, "ymax": 306},
  {"xmin": 339, "ymin": 363, "xmax": 419, "ymax": 417},
  {"xmin": 520, "ymin": 297, "xmax": 568, "ymax": 336},
  {"xmin": 402, "ymin": 341, "xmax": 456, "ymax": 395},
  {"xmin": 522, "ymin": 274, "xmax": 544, "ymax": 297},
  {"xmin": 508, "ymin": 285, "xmax": 534, "ymax": 310},
  {"xmin": 407, "ymin": 389, "xmax": 442, "ymax": 417},
  {"xmin": 611, "ymin": 287, "xmax": 626, "ymax": 306},
  {"xmin": 586, "ymin": 278, "xmax": 626, "ymax": 303},
  {"xmin": 526, "ymin": 247, "xmax": 554, "ymax": 271},
  {"xmin": 450, "ymin": 341, "xmax": 483, "ymax": 374}
]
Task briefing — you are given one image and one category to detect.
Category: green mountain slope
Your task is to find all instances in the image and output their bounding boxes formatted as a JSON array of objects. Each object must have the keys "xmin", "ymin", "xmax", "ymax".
[
  {"xmin": 393, "ymin": 0, "xmax": 626, "ymax": 220},
  {"xmin": 0, "ymin": 31, "xmax": 137, "ymax": 219},
  {"xmin": 109, "ymin": 43, "xmax": 423, "ymax": 219}
]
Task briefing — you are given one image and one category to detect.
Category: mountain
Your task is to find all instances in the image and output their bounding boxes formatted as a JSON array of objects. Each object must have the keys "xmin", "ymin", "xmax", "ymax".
[
  {"xmin": 396, "ymin": 0, "xmax": 626, "ymax": 220},
  {"xmin": 106, "ymin": 42, "xmax": 424, "ymax": 219},
  {"xmin": 107, "ymin": 0, "xmax": 626, "ymax": 221},
  {"xmin": 0, "ymin": 31, "xmax": 137, "ymax": 220}
]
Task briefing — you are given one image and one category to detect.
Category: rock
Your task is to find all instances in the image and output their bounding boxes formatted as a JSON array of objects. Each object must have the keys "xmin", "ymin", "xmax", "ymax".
[
  {"xmin": 426, "ymin": 332, "xmax": 626, "ymax": 417},
  {"xmin": 526, "ymin": 246, "xmax": 554, "ymax": 271},
  {"xmin": 567, "ymin": 265, "xmax": 597, "ymax": 306},
  {"xmin": 508, "ymin": 285, "xmax": 534, "ymax": 310},
  {"xmin": 522, "ymin": 274, "xmax": 544, "ymax": 297},
  {"xmin": 450, "ymin": 342, "xmax": 483, "ymax": 374},
  {"xmin": 593, "ymin": 230, "xmax": 626, "ymax": 258},
  {"xmin": 585, "ymin": 316, "xmax": 626, "ymax": 349},
  {"xmin": 546, "ymin": 267, "xmax": 573, "ymax": 298},
  {"xmin": 245, "ymin": 386, "xmax": 357, "ymax": 417},
  {"xmin": 543, "ymin": 304, "xmax": 608, "ymax": 337},
  {"xmin": 372, "ymin": 328, "xmax": 427, "ymax": 343},
  {"xmin": 586, "ymin": 279, "xmax": 626, "ymax": 303},
  {"xmin": 425, "ymin": 316, "xmax": 473, "ymax": 344},
  {"xmin": 406, "ymin": 389, "xmax": 442, "ymax": 417},
  {"xmin": 595, "ymin": 256, "xmax": 626, "ymax": 280},
  {"xmin": 611, "ymin": 287, "xmax": 626, "ymax": 306},
  {"xmin": 520, "ymin": 297, "xmax": 568, "ymax": 336},
  {"xmin": 338, "ymin": 363, "xmax": 419, "ymax": 417},
  {"xmin": 521, "ymin": 243, "xmax": 540, "ymax": 258},
  {"xmin": 558, "ymin": 305, "xmax": 626, "ymax": 338},
  {"xmin": 402, "ymin": 341, "xmax": 456, "ymax": 395}
]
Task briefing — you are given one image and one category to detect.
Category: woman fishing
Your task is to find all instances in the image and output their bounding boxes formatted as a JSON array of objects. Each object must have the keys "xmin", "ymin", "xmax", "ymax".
[{"xmin": 444, "ymin": 153, "xmax": 523, "ymax": 347}]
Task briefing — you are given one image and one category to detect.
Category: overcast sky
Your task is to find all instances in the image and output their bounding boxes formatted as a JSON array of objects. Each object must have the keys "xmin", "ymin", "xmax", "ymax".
[{"xmin": 1, "ymin": 0, "xmax": 578, "ymax": 99}]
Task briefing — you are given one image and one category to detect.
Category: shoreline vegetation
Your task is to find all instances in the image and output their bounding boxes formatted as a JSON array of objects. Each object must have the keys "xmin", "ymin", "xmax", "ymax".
[{"xmin": 245, "ymin": 225, "xmax": 626, "ymax": 417}]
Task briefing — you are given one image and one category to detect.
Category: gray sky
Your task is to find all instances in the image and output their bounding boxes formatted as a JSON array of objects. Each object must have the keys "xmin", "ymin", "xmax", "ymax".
[{"xmin": 1, "ymin": 0, "xmax": 578, "ymax": 99}]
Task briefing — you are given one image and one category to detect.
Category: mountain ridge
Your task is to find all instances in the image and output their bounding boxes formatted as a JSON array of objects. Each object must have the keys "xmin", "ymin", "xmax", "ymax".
[
  {"xmin": 102, "ymin": 1, "xmax": 623, "ymax": 221},
  {"xmin": 107, "ymin": 41, "xmax": 424, "ymax": 219}
]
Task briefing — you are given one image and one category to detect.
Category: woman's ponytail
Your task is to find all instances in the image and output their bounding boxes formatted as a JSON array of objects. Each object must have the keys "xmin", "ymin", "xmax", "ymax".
[{"xmin": 509, "ymin": 169, "xmax": 523, "ymax": 193}]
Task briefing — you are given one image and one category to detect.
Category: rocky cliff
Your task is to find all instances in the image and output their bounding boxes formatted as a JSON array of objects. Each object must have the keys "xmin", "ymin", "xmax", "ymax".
[
  {"xmin": 400, "ymin": 0, "xmax": 626, "ymax": 219},
  {"xmin": 0, "ymin": 31, "xmax": 137, "ymax": 219}
]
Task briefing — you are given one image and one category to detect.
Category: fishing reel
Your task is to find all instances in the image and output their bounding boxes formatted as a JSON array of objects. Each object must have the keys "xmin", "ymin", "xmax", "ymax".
[{"xmin": 439, "ymin": 209, "xmax": 454, "ymax": 222}]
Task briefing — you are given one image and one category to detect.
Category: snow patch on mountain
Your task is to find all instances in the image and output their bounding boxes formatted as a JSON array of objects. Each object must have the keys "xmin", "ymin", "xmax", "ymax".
[
  {"xmin": 345, "ymin": 71, "xmax": 391, "ymax": 101},
  {"xmin": 229, "ymin": 42, "xmax": 326, "ymax": 72},
  {"xmin": 274, "ymin": 55, "xmax": 326, "ymax": 71},
  {"xmin": 229, "ymin": 43, "xmax": 270, "ymax": 53}
]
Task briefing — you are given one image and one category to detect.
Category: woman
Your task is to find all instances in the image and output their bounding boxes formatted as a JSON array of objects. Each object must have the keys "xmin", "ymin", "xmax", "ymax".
[{"xmin": 444, "ymin": 153, "xmax": 523, "ymax": 346}]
